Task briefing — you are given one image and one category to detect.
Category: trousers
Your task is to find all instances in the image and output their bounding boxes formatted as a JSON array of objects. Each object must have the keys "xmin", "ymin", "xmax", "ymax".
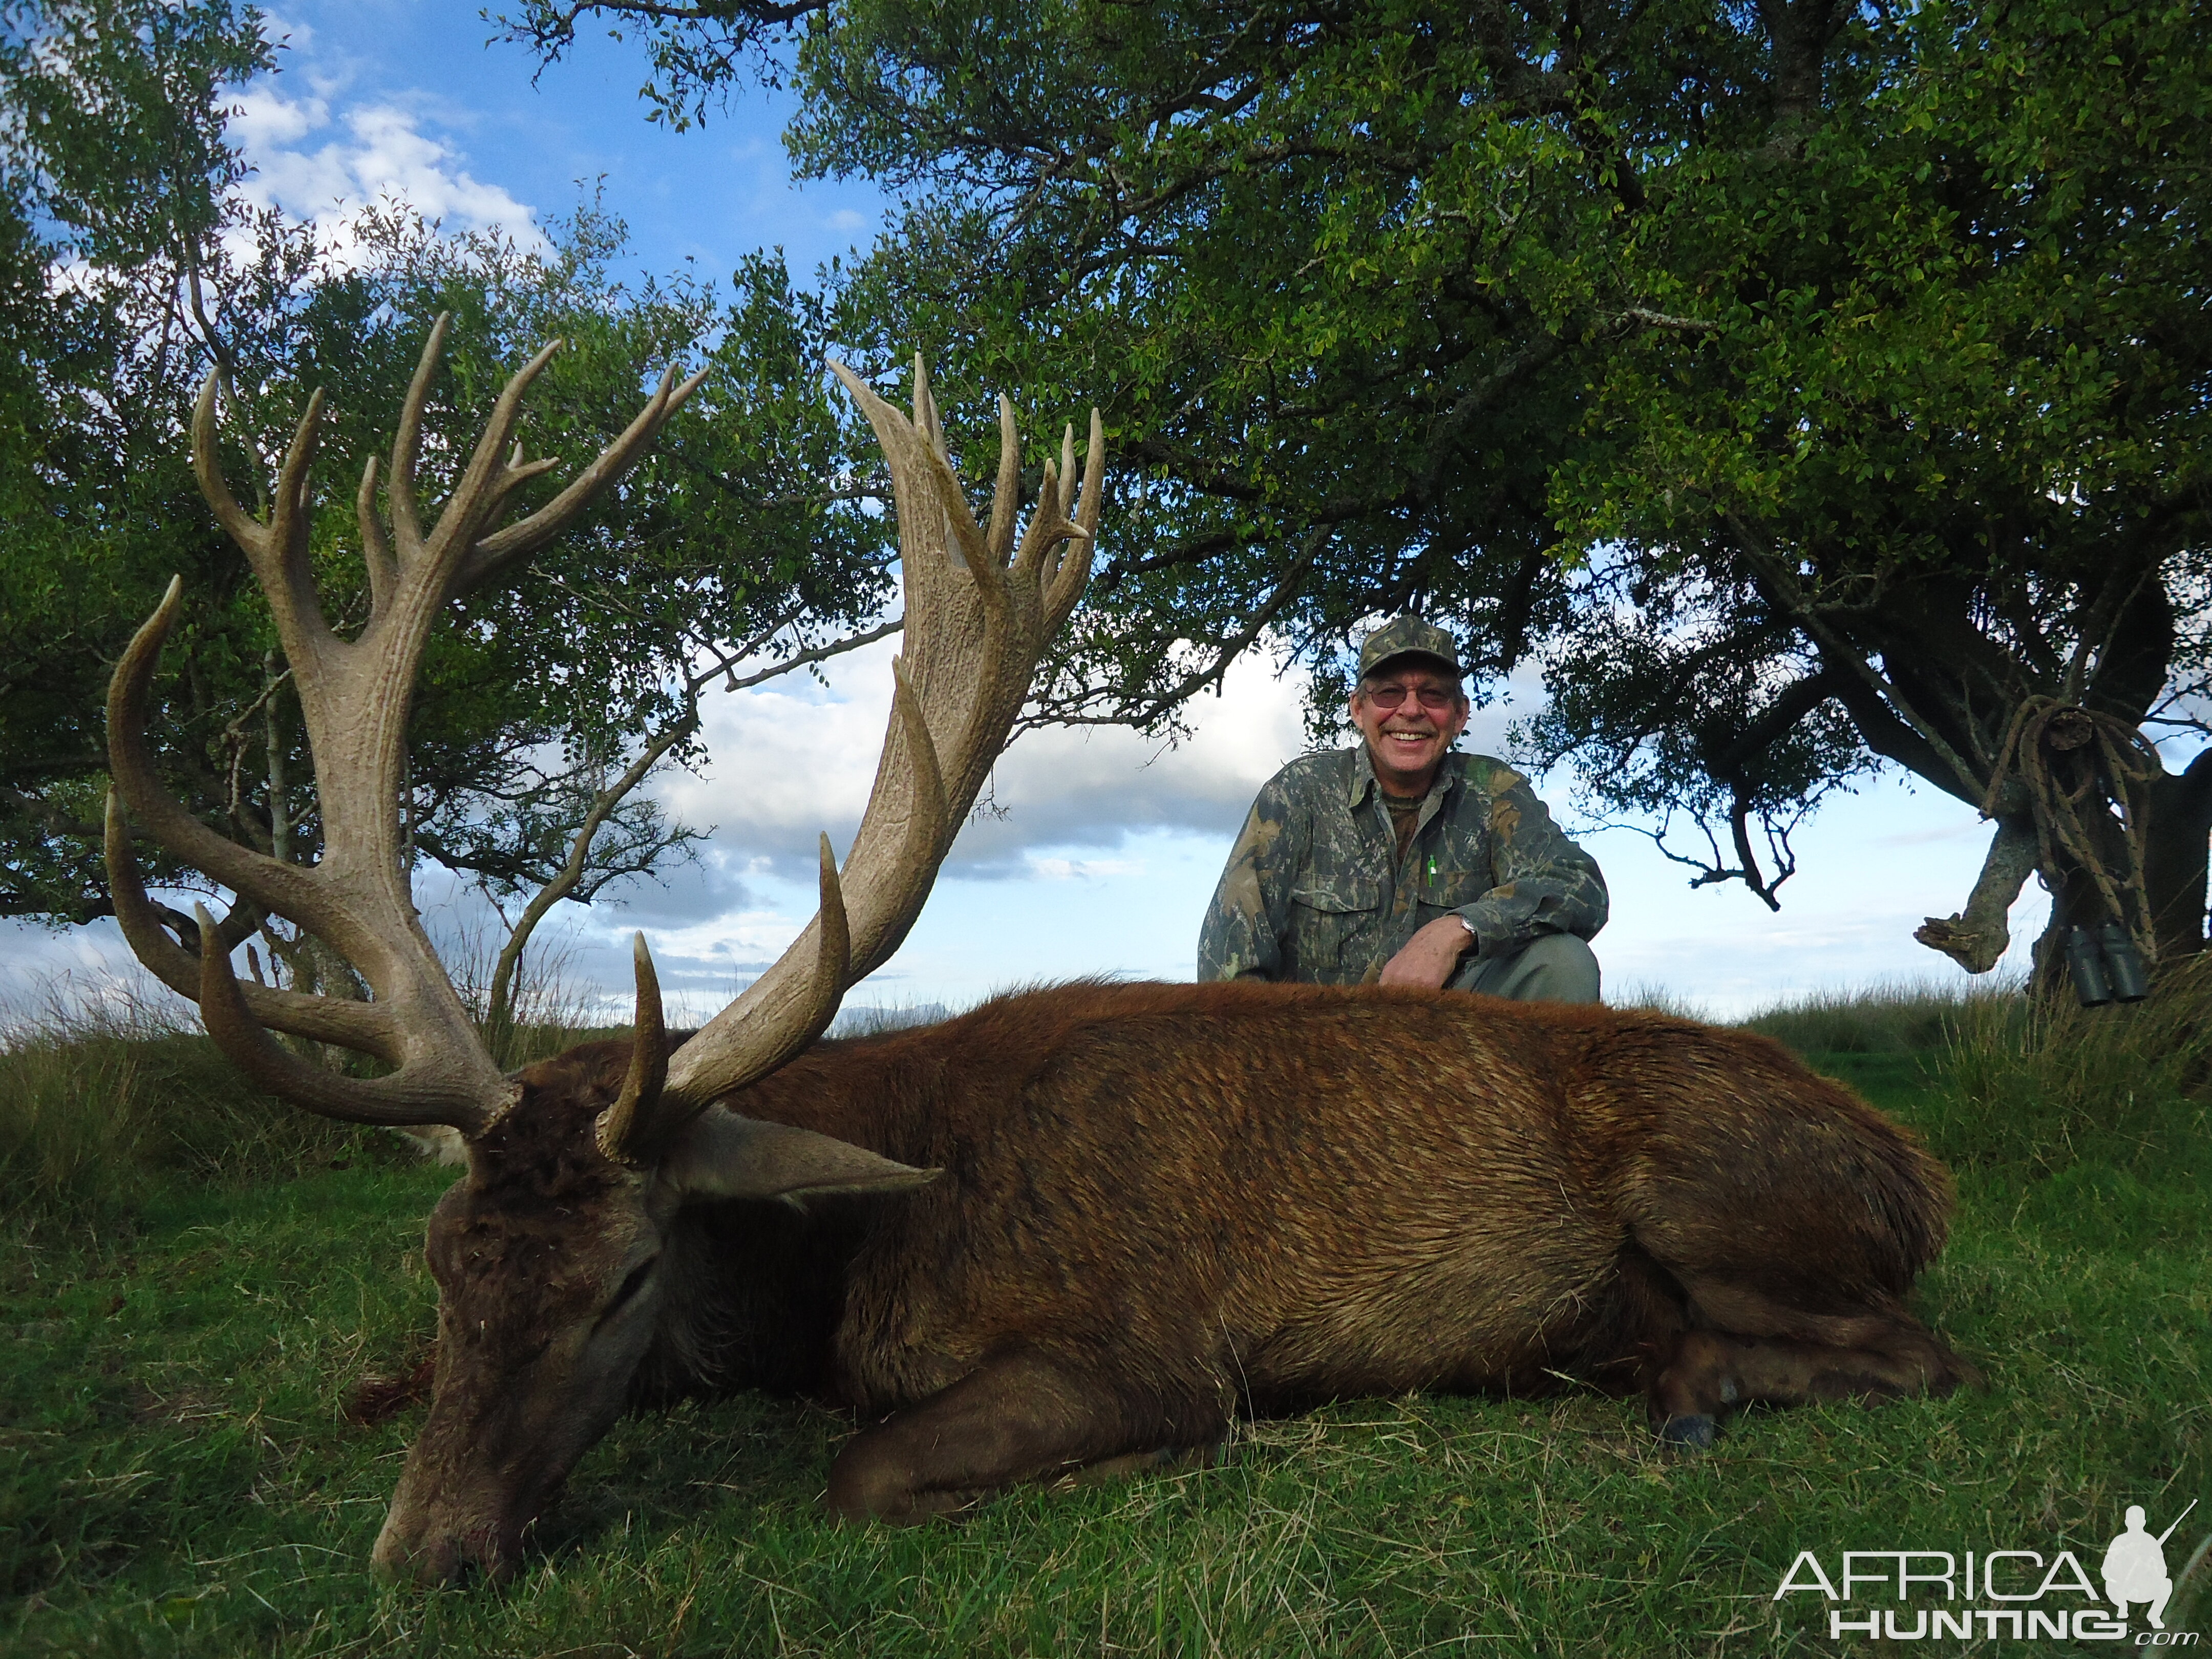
[{"xmin": 1446, "ymin": 932, "xmax": 1602, "ymax": 1005}]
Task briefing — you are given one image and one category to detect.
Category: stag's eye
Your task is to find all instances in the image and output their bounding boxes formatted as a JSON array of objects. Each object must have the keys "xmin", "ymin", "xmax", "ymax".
[{"xmin": 602, "ymin": 1256, "xmax": 660, "ymax": 1322}]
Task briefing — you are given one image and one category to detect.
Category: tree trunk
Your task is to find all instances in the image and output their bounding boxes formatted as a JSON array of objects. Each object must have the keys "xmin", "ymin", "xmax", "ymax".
[
  {"xmin": 2144, "ymin": 754, "xmax": 2212, "ymax": 961},
  {"xmin": 2028, "ymin": 786, "xmax": 2204, "ymax": 1000}
]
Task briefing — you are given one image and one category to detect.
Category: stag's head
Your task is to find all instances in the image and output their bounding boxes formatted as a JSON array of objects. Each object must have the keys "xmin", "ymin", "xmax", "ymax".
[{"xmin": 105, "ymin": 327, "xmax": 1101, "ymax": 1582}]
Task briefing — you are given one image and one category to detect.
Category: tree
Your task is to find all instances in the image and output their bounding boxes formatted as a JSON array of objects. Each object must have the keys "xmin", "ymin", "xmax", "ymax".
[
  {"xmin": 2, "ymin": 1, "xmax": 905, "ymax": 1047},
  {"xmin": 3, "ymin": 0, "xmax": 284, "ymax": 928},
  {"xmin": 1528, "ymin": 0, "xmax": 2212, "ymax": 981},
  {"xmin": 503, "ymin": 0, "xmax": 2212, "ymax": 978}
]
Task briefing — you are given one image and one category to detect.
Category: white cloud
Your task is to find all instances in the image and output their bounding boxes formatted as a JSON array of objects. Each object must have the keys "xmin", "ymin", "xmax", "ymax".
[
  {"xmin": 229, "ymin": 82, "xmax": 542, "ymax": 254},
  {"xmin": 652, "ymin": 633, "xmax": 1312, "ymax": 881},
  {"xmin": 230, "ymin": 82, "xmax": 326, "ymax": 149},
  {"xmin": 1028, "ymin": 856, "xmax": 1144, "ymax": 881},
  {"xmin": 256, "ymin": 7, "xmax": 316, "ymax": 56}
]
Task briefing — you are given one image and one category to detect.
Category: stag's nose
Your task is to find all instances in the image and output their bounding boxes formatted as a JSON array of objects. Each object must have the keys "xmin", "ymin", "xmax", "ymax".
[
  {"xmin": 370, "ymin": 1526, "xmax": 452, "ymax": 1587},
  {"xmin": 371, "ymin": 1506, "xmax": 523, "ymax": 1587}
]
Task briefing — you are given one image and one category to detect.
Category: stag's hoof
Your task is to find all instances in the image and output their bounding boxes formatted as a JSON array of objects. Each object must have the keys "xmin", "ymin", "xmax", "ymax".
[{"xmin": 1658, "ymin": 1413, "xmax": 1716, "ymax": 1451}]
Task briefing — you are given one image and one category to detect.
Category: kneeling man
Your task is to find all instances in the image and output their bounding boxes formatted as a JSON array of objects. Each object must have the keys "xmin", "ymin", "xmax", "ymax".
[{"xmin": 1198, "ymin": 616, "xmax": 1606, "ymax": 1002}]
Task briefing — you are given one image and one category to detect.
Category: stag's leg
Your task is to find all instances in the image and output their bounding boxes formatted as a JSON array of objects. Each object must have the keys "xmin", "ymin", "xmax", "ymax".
[
  {"xmin": 825, "ymin": 1348, "xmax": 1224, "ymax": 1524},
  {"xmin": 1644, "ymin": 1277, "xmax": 1975, "ymax": 1449},
  {"xmin": 1648, "ymin": 1328, "xmax": 1954, "ymax": 1448}
]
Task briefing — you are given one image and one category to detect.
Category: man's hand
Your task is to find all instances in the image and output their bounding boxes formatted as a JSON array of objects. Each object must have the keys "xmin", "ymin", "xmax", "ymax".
[{"xmin": 1378, "ymin": 916, "xmax": 1476, "ymax": 989}]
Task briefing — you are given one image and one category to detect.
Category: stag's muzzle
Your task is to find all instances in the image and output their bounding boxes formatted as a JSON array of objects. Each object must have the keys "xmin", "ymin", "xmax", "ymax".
[{"xmin": 369, "ymin": 1394, "xmax": 584, "ymax": 1586}]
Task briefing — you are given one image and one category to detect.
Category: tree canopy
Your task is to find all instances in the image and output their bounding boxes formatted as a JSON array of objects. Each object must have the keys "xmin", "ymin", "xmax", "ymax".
[{"xmin": 506, "ymin": 0, "xmax": 2212, "ymax": 972}]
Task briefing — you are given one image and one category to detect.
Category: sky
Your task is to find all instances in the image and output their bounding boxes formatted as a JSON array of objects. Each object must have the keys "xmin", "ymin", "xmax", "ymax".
[{"xmin": 3, "ymin": 1, "xmax": 2061, "ymax": 1027}]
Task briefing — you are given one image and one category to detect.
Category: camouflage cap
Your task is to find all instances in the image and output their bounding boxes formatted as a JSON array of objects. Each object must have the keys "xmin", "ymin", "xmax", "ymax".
[{"xmin": 1357, "ymin": 615, "xmax": 1463, "ymax": 679}]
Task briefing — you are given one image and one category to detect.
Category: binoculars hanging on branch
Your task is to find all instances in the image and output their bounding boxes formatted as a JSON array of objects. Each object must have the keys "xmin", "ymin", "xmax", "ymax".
[{"xmin": 2063, "ymin": 922, "xmax": 2150, "ymax": 1007}]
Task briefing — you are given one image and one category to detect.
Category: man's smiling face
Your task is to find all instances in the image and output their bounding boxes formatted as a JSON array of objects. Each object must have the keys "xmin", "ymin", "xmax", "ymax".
[{"xmin": 1349, "ymin": 658, "xmax": 1471, "ymax": 796}]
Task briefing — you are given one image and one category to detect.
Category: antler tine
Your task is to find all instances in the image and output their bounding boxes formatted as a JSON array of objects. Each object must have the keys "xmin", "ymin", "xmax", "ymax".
[
  {"xmin": 795, "ymin": 834, "xmax": 854, "ymax": 1048},
  {"xmin": 386, "ymin": 312, "xmax": 451, "ymax": 563},
  {"xmin": 190, "ymin": 374, "xmax": 265, "ymax": 559},
  {"xmin": 456, "ymin": 364, "xmax": 707, "ymax": 594},
  {"xmin": 1009, "ymin": 457, "xmax": 1077, "ymax": 580},
  {"xmin": 416, "ymin": 335, "xmax": 566, "ymax": 575},
  {"xmin": 662, "ymin": 358, "xmax": 1096, "ymax": 1109},
  {"xmin": 886, "ymin": 655, "xmax": 951, "ymax": 855},
  {"xmin": 108, "ymin": 578, "xmax": 346, "ymax": 942},
  {"xmin": 192, "ymin": 377, "xmax": 337, "ymax": 672},
  {"xmin": 595, "ymin": 933, "xmax": 670, "ymax": 1162},
  {"xmin": 912, "ymin": 352, "xmax": 944, "ymax": 460},
  {"xmin": 925, "ymin": 443, "xmax": 1015, "ymax": 617},
  {"xmin": 105, "ymin": 793, "xmax": 399, "ymax": 1058},
  {"xmin": 482, "ymin": 437, "xmax": 562, "ymax": 524},
  {"xmin": 1076, "ymin": 408, "xmax": 1106, "ymax": 535},
  {"xmin": 191, "ymin": 905, "xmax": 497, "ymax": 1131},
  {"xmin": 1045, "ymin": 409, "xmax": 1107, "ymax": 629},
  {"xmin": 657, "ymin": 832, "xmax": 855, "ymax": 1114},
  {"xmin": 269, "ymin": 389, "xmax": 324, "ymax": 569},
  {"xmin": 984, "ymin": 394, "xmax": 1020, "ymax": 562},
  {"xmin": 357, "ymin": 456, "xmax": 397, "ymax": 615}
]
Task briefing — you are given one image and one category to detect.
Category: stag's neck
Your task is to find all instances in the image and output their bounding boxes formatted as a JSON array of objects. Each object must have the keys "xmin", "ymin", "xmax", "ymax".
[
  {"xmin": 635, "ymin": 1191, "xmax": 878, "ymax": 1407},
  {"xmin": 635, "ymin": 1031, "xmax": 934, "ymax": 1408}
]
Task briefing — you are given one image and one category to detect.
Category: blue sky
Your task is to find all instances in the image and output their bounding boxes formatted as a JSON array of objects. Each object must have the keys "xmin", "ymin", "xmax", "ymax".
[{"xmin": 4, "ymin": 2, "xmax": 2059, "ymax": 1025}]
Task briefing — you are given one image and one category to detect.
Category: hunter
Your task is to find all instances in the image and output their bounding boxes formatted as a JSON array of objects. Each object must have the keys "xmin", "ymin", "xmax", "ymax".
[{"xmin": 1198, "ymin": 615, "xmax": 1607, "ymax": 1001}]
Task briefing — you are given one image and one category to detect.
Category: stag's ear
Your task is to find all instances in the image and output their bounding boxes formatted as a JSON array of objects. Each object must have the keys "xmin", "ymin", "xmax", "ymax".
[{"xmin": 662, "ymin": 1108, "xmax": 941, "ymax": 1204}]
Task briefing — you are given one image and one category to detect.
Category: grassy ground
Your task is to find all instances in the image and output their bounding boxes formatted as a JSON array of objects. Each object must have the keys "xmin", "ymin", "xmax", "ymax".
[{"xmin": 4, "ymin": 983, "xmax": 2209, "ymax": 1656}]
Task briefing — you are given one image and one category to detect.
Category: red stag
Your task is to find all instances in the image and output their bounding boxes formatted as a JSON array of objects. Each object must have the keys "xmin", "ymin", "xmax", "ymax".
[{"xmin": 107, "ymin": 326, "xmax": 1972, "ymax": 1586}]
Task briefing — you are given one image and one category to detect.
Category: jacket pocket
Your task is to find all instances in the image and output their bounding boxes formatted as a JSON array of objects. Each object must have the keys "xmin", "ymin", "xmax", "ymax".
[
  {"xmin": 1289, "ymin": 878, "xmax": 1382, "ymax": 982},
  {"xmin": 1416, "ymin": 867, "xmax": 1486, "ymax": 911}
]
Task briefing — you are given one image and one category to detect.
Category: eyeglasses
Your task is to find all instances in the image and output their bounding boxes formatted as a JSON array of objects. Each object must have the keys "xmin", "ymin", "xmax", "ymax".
[{"xmin": 1364, "ymin": 685, "xmax": 1457, "ymax": 711}]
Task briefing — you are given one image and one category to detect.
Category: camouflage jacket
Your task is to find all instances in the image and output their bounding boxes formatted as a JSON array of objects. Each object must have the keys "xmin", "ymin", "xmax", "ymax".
[{"xmin": 1197, "ymin": 748, "xmax": 1608, "ymax": 985}]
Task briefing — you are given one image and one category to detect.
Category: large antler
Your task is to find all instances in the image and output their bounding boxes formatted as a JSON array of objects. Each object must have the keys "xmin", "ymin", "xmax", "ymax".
[
  {"xmin": 107, "ymin": 316, "xmax": 703, "ymax": 1131},
  {"xmin": 601, "ymin": 357, "xmax": 1101, "ymax": 1156}
]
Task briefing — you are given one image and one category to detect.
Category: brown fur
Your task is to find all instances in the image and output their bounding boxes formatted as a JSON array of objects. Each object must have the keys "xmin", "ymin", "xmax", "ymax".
[
  {"xmin": 374, "ymin": 979, "xmax": 1972, "ymax": 1578},
  {"xmin": 736, "ymin": 983, "xmax": 1960, "ymax": 1410}
]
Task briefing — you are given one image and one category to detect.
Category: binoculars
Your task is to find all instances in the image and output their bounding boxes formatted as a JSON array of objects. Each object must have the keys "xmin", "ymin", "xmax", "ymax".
[{"xmin": 2062, "ymin": 922, "xmax": 2150, "ymax": 1007}]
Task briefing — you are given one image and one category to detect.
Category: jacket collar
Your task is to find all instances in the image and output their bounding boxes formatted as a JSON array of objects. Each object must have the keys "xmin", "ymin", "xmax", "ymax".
[{"xmin": 1343, "ymin": 744, "xmax": 1462, "ymax": 812}]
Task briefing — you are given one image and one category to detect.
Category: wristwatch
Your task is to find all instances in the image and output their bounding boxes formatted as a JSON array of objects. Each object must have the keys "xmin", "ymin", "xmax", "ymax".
[{"xmin": 1456, "ymin": 914, "xmax": 1479, "ymax": 951}]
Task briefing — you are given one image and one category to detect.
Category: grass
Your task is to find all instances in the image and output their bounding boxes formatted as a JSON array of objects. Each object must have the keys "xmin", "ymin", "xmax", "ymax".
[
  {"xmin": 1738, "ymin": 978, "xmax": 1970, "ymax": 1058},
  {"xmin": 0, "ymin": 994, "xmax": 381, "ymax": 1246},
  {"xmin": 3, "ymin": 978, "xmax": 2209, "ymax": 1656}
]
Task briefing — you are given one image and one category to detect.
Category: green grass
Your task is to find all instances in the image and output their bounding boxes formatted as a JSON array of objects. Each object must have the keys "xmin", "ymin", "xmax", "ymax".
[
  {"xmin": 4, "ymin": 985, "xmax": 2209, "ymax": 1656},
  {"xmin": 0, "ymin": 1000, "xmax": 385, "ymax": 1246},
  {"xmin": 1738, "ymin": 979, "xmax": 1971, "ymax": 1058}
]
